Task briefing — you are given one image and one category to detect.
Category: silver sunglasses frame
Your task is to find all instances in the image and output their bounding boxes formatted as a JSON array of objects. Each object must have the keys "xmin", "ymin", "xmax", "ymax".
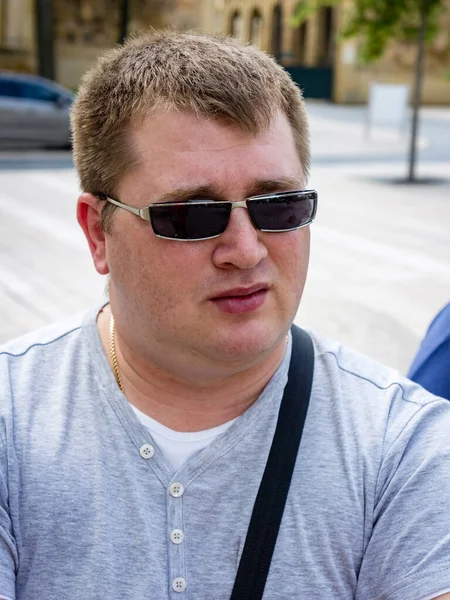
[{"xmin": 99, "ymin": 190, "xmax": 318, "ymax": 241}]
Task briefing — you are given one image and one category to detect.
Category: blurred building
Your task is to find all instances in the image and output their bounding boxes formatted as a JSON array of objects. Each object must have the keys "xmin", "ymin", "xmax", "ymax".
[
  {"xmin": 1, "ymin": 0, "xmax": 449, "ymax": 103},
  {"xmin": 204, "ymin": 0, "xmax": 450, "ymax": 104},
  {"xmin": 0, "ymin": 0, "xmax": 201, "ymax": 88},
  {"xmin": 0, "ymin": 0, "xmax": 36, "ymax": 72},
  {"xmin": 54, "ymin": 0, "xmax": 201, "ymax": 88}
]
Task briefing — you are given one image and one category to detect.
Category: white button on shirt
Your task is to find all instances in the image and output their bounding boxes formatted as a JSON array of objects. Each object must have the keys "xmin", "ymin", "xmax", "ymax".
[
  {"xmin": 172, "ymin": 577, "xmax": 187, "ymax": 592},
  {"xmin": 139, "ymin": 444, "xmax": 154, "ymax": 459},
  {"xmin": 170, "ymin": 529, "xmax": 185, "ymax": 544},
  {"xmin": 131, "ymin": 404, "xmax": 238, "ymax": 471},
  {"xmin": 169, "ymin": 482, "xmax": 184, "ymax": 497}
]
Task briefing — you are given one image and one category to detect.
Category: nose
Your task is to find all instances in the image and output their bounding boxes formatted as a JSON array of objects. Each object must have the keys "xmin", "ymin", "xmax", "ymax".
[{"xmin": 212, "ymin": 205, "xmax": 268, "ymax": 270}]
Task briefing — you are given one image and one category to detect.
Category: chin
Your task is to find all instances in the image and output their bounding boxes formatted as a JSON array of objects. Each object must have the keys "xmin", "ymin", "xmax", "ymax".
[{"xmin": 211, "ymin": 321, "xmax": 286, "ymax": 362}]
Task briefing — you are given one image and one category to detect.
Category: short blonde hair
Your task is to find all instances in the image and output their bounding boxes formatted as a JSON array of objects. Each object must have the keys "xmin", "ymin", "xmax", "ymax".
[{"xmin": 71, "ymin": 30, "xmax": 310, "ymax": 230}]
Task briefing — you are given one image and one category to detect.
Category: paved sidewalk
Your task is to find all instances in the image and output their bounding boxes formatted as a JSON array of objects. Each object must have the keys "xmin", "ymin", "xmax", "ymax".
[
  {"xmin": 298, "ymin": 159, "xmax": 450, "ymax": 372},
  {"xmin": 306, "ymin": 101, "xmax": 450, "ymax": 164}
]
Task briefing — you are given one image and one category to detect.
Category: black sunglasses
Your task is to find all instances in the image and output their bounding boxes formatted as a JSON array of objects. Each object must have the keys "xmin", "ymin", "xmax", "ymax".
[{"xmin": 96, "ymin": 189, "xmax": 318, "ymax": 241}]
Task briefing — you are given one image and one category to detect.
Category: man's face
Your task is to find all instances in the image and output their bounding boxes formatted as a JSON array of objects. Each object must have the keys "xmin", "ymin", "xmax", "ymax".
[{"xmin": 103, "ymin": 110, "xmax": 310, "ymax": 366}]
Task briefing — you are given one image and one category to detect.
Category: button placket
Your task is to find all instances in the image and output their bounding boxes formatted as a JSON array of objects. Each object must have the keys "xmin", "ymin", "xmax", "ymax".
[{"xmin": 168, "ymin": 481, "xmax": 187, "ymax": 595}]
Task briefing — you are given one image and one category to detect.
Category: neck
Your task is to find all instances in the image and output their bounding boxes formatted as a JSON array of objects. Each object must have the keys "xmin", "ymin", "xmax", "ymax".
[{"xmin": 97, "ymin": 306, "xmax": 288, "ymax": 432}]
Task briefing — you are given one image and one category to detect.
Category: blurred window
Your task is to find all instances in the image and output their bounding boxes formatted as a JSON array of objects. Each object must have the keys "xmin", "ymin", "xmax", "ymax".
[
  {"xmin": 0, "ymin": 79, "xmax": 22, "ymax": 98},
  {"xmin": 230, "ymin": 11, "xmax": 244, "ymax": 41},
  {"xmin": 250, "ymin": 10, "xmax": 263, "ymax": 48}
]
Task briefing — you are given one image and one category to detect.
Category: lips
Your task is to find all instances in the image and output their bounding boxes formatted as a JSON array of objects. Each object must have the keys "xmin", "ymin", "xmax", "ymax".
[{"xmin": 210, "ymin": 284, "xmax": 269, "ymax": 314}]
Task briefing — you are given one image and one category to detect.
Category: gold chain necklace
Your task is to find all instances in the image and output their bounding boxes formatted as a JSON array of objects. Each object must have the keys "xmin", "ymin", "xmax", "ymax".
[{"xmin": 109, "ymin": 314, "xmax": 124, "ymax": 393}]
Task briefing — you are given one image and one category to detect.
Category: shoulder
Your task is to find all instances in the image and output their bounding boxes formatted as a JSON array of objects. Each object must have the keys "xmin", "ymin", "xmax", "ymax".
[
  {"xmin": 308, "ymin": 329, "xmax": 427, "ymax": 404},
  {"xmin": 0, "ymin": 306, "xmax": 105, "ymax": 435},
  {"xmin": 306, "ymin": 329, "xmax": 450, "ymax": 450},
  {"xmin": 0, "ymin": 312, "xmax": 85, "ymax": 364},
  {"xmin": 0, "ymin": 307, "xmax": 101, "ymax": 402}
]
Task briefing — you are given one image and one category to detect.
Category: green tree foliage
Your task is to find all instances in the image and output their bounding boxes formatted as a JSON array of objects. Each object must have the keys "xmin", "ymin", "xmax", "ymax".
[{"xmin": 292, "ymin": 0, "xmax": 446, "ymax": 63}]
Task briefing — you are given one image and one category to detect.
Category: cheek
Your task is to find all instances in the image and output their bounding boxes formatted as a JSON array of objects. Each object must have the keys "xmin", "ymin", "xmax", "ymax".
[
  {"xmin": 273, "ymin": 230, "xmax": 310, "ymax": 282},
  {"xmin": 109, "ymin": 229, "xmax": 205, "ymax": 310}
]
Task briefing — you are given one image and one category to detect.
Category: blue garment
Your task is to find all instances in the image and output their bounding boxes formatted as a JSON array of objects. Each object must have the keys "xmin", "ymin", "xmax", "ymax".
[{"xmin": 408, "ymin": 302, "xmax": 450, "ymax": 400}]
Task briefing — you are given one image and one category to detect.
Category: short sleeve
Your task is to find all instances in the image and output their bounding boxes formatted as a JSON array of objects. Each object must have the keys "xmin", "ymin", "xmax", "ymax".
[
  {"xmin": 0, "ymin": 361, "xmax": 18, "ymax": 600},
  {"xmin": 356, "ymin": 397, "xmax": 450, "ymax": 600},
  {"xmin": 0, "ymin": 455, "xmax": 16, "ymax": 599}
]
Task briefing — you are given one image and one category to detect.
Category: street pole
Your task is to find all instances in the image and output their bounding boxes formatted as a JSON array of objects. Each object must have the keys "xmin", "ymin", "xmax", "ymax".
[
  {"xmin": 35, "ymin": 0, "xmax": 55, "ymax": 80},
  {"xmin": 407, "ymin": 0, "xmax": 428, "ymax": 182},
  {"xmin": 119, "ymin": 0, "xmax": 130, "ymax": 44}
]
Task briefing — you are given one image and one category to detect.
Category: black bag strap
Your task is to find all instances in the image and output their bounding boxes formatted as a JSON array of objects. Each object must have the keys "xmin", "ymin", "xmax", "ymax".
[{"xmin": 230, "ymin": 325, "xmax": 315, "ymax": 600}]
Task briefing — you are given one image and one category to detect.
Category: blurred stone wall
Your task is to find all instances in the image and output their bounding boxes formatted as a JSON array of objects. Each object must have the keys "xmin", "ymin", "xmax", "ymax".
[
  {"xmin": 209, "ymin": 0, "xmax": 450, "ymax": 105},
  {"xmin": 54, "ymin": 0, "xmax": 183, "ymax": 89},
  {"xmin": 0, "ymin": 0, "xmax": 36, "ymax": 72}
]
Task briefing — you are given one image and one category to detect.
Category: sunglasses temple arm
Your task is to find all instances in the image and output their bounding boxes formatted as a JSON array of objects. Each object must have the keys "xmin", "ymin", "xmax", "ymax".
[{"xmin": 104, "ymin": 196, "xmax": 150, "ymax": 221}]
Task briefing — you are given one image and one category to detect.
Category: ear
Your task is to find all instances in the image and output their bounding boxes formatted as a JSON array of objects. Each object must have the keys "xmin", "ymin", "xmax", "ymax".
[{"xmin": 77, "ymin": 193, "xmax": 109, "ymax": 275}]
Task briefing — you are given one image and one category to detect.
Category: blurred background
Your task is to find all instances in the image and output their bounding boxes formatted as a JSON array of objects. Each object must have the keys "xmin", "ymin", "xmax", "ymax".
[{"xmin": 0, "ymin": 0, "xmax": 449, "ymax": 373}]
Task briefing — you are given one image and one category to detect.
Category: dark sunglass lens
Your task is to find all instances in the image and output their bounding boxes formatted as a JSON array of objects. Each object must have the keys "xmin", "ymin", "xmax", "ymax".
[
  {"xmin": 150, "ymin": 202, "xmax": 231, "ymax": 240},
  {"xmin": 248, "ymin": 193, "xmax": 316, "ymax": 231}
]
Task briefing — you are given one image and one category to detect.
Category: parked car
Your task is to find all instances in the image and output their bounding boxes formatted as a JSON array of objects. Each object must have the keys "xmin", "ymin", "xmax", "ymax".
[{"xmin": 0, "ymin": 72, "xmax": 74, "ymax": 149}]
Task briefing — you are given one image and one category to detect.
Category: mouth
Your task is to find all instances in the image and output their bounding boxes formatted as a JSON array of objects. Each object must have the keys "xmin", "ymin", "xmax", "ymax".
[{"xmin": 210, "ymin": 284, "xmax": 269, "ymax": 315}]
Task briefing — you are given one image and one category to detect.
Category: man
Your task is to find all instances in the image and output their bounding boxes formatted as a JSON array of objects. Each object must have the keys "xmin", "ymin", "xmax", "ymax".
[
  {"xmin": 408, "ymin": 302, "xmax": 450, "ymax": 400},
  {"xmin": 0, "ymin": 31, "xmax": 450, "ymax": 600}
]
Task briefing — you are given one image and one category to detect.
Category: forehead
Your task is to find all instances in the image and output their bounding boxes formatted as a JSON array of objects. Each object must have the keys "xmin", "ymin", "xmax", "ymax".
[{"xmin": 121, "ymin": 110, "xmax": 304, "ymax": 199}]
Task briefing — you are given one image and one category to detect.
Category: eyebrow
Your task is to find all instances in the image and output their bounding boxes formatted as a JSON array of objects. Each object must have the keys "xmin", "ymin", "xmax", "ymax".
[{"xmin": 152, "ymin": 176, "xmax": 303, "ymax": 204}]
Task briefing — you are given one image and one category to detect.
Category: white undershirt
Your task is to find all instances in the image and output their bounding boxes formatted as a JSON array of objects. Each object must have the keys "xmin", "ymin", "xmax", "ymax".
[{"xmin": 131, "ymin": 404, "xmax": 238, "ymax": 471}]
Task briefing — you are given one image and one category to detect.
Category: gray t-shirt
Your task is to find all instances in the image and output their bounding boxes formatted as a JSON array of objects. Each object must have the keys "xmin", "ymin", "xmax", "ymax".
[{"xmin": 1, "ymin": 305, "xmax": 450, "ymax": 600}]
